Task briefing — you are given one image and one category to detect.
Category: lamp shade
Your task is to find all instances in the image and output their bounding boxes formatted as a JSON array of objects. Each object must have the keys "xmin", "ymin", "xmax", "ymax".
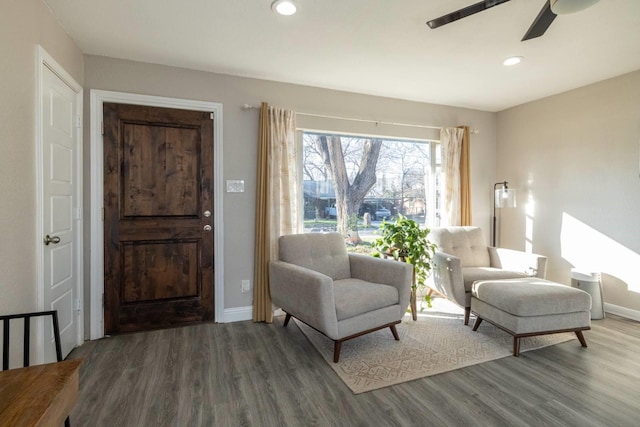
[
  {"xmin": 495, "ymin": 188, "xmax": 517, "ymax": 208},
  {"xmin": 550, "ymin": 0, "xmax": 600, "ymax": 15}
]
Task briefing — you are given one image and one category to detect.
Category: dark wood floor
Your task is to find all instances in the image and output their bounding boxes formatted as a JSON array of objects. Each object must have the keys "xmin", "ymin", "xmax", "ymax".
[{"xmin": 68, "ymin": 311, "xmax": 640, "ymax": 427}]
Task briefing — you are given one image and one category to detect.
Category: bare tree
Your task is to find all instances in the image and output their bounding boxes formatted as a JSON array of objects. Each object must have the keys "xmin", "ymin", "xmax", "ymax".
[
  {"xmin": 316, "ymin": 135, "xmax": 382, "ymax": 238},
  {"xmin": 379, "ymin": 141, "xmax": 429, "ymax": 216},
  {"xmin": 302, "ymin": 139, "xmax": 327, "ymax": 181},
  {"xmin": 401, "ymin": 143, "xmax": 429, "ymax": 216}
]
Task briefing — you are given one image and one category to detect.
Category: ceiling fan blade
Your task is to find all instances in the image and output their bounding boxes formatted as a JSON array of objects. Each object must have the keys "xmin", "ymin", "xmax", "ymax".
[
  {"xmin": 427, "ymin": 0, "xmax": 512, "ymax": 29},
  {"xmin": 522, "ymin": 0, "xmax": 557, "ymax": 41}
]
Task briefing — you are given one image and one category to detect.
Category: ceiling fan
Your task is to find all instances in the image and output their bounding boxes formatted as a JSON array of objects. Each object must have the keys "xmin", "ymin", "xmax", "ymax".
[{"xmin": 426, "ymin": 0, "xmax": 600, "ymax": 41}]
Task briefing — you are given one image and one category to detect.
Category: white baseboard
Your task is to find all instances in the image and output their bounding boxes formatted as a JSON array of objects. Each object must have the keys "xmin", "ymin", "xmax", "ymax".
[
  {"xmin": 222, "ymin": 306, "xmax": 253, "ymax": 323},
  {"xmin": 604, "ymin": 303, "xmax": 640, "ymax": 322},
  {"xmin": 221, "ymin": 306, "xmax": 286, "ymax": 323}
]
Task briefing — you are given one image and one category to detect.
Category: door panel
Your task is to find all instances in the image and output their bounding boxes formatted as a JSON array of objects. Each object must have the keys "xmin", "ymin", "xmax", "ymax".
[
  {"xmin": 103, "ymin": 103, "xmax": 214, "ymax": 334},
  {"xmin": 42, "ymin": 65, "xmax": 79, "ymax": 360},
  {"xmin": 121, "ymin": 241, "xmax": 199, "ymax": 302},
  {"xmin": 122, "ymin": 124, "xmax": 200, "ymax": 217}
]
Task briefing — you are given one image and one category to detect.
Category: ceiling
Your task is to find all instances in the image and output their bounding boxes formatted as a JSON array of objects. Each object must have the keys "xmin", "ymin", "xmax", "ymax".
[{"xmin": 43, "ymin": 0, "xmax": 640, "ymax": 112}]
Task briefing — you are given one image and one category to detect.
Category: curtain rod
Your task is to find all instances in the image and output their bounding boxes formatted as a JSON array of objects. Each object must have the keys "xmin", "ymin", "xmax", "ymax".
[{"xmin": 241, "ymin": 104, "xmax": 479, "ymax": 134}]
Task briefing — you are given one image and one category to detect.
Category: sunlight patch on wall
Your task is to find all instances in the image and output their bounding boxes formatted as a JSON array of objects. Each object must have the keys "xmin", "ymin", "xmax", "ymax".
[
  {"xmin": 561, "ymin": 213, "xmax": 640, "ymax": 293},
  {"xmin": 525, "ymin": 194, "xmax": 535, "ymax": 253}
]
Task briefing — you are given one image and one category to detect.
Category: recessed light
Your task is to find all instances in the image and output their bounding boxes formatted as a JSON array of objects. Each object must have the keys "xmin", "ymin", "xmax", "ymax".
[
  {"xmin": 551, "ymin": 0, "xmax": 600, "ymax": 15},
  {"xmin": 272, "ymin": 0, "xmax": 297, "ymax": 16},
  {"xmin": 503, "ymin": 56, "xmax": 523, "ymax": 66}
]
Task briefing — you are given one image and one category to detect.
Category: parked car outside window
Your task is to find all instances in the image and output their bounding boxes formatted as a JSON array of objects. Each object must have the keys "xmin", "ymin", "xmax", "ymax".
[
  {"xmin": 325, "ymin": 205, "xmax": 337, "ymax": 218},
  {"xmin": 374, "ymin": 208, "xmax": 391, "ymax": 221}
]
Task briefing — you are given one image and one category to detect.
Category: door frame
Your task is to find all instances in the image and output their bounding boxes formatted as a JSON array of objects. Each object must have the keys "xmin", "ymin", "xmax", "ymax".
[
  {"xmin": 36, "ymin": 46, "xmax": 84, "ymax": 359},
  {"xmin": 89, "ymin": 90, "xmax": 224, "ymax": 339}
]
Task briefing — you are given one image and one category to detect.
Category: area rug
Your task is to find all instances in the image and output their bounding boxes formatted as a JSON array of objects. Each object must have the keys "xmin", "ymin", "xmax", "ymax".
[{"xmin": 294, "ymin": 298, "xmax": 575, "ymax": 394}]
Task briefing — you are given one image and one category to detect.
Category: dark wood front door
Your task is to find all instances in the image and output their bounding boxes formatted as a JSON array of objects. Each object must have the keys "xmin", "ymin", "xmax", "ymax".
[{"xmin": 103, "ymin": 103, "xmax": 214, "ymax": 334}]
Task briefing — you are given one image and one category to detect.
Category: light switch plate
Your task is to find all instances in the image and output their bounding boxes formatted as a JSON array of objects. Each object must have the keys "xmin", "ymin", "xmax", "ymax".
[{"xmin": 226, "ymin": 180, "xmax": 245, "ymax": 193}]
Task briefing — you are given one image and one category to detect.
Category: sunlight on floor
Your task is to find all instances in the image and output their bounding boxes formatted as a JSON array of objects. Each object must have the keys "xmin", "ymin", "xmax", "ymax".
[
  {"xmin": 410, "ymin": 297, "xmax": 465, "ymax": 321},
  {"xmin": 561, "ymin": 213, "xmax": 640, "ymax": 293}
]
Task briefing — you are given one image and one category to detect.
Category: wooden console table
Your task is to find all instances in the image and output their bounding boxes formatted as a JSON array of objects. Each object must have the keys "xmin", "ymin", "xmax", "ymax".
[{"xmin": 0, "ymin": 358, "xmax": 82, "ymax": 427}]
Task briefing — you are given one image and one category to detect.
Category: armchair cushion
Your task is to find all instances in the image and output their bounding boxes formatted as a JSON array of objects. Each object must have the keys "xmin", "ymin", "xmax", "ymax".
[
  {"xmin": 278, "ymin": 232, "xmax": 351, "ymax": 280},
  {"xmin": 430, "ymin": 226, "xmax": 490, "ymax": 267},
  {"xmin": 348, "ymin": 253, "xmax": 413, "ymax": 314},
  {"xmin": 462, "ymin": 267, "xmax": 529, "ymax": 291},
  {"xmin": 334, "ymin": 279, "xmax": 399, "ymax": 320}
]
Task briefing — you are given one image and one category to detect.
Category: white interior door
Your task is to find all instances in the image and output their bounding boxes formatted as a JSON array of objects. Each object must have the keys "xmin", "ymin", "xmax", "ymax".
[{"xmin": 41, "ymin": 63, "xmax": 81, "ymax": 361}]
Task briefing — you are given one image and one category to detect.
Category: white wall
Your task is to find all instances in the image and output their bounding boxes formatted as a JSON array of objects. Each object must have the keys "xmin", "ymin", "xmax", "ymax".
[
  {"xmin": 83, "ymin": 55, "xmax": 497, "ymax": 319},
  {"xmin": 0, "ymin": 0, "xmax": 83, "ymax": 363},
  {"xmin": 0, "ymin": 0, "xmax": 83, "ymax": 313},
  {"xmin": 497, "ymin": 70, "xmax": 640, "ymax": 316}
]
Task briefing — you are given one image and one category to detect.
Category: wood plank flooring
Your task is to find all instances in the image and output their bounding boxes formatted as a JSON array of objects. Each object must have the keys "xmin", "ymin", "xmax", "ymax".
[{"xmin": 67, "ymin": 313, "xmax": 640, "ymax": 426}]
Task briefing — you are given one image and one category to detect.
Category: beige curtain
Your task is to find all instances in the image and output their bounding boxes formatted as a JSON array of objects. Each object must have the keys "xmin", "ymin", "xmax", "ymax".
[
  {"xmin": 458, "ymin": 125, "xmax": 472, "ymax": 226},
  {"xmin": 441, "ymin": 127, "xmax": 464, "ymax": 226},
  {"xmin": 253, "ymin": 103, "xmax": 299, "ymax": 323}
]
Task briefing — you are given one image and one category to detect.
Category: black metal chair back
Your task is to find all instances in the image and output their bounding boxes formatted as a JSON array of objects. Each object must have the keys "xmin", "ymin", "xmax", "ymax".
[{"xmin": 1, "ymin": 310, "xmax": 63, "ymax": 370}]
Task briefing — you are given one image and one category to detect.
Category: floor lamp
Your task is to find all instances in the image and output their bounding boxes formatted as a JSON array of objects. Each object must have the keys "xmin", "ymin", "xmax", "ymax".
[{"xmin": 492, "ymin": 181, "xmax": 517, "ymax": 247}]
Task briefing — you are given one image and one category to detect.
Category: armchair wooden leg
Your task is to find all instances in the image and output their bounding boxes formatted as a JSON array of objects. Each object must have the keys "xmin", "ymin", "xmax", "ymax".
[
  {"xmin": 311, "ymin": 320, "xmax": 403, "ymax": 363},
  {"xmin": 464, "ymin": 307, "xmax": 471, "ymax": 325},
  {"xmin": 333, "ymin": 341, "xmax": 342, "ymax": 363},
  {"xmin": 283, "ymin": 313, "xmax": 292, "ymax": 327},
  {"xmin": 390, "ymin": 324, "xmax": 400, "ymax": 341},
  {"xmin": 575, "ymin": 330, "xmax": 588, "ymax": 347},
  {"xmin": 472, "ymin": 316, "xmax": 483, "ymax": 331}
]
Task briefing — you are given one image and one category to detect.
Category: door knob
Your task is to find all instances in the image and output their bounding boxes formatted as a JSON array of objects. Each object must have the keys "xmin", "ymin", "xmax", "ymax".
[
  {"xmin": 44, "ymin": 235, "xmax": 61, "ymax": 245},
  {"xmin": 204, "ymin": 210, "xmax": 212, "ymax": 218},
  {"xmin": 203, "ymin": 225, "xmax": 212, "ymax": 232}
]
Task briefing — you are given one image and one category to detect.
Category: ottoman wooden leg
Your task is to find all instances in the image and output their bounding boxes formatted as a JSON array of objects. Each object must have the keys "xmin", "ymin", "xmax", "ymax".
[
  {"xmin": 283, "ymin": 313, "xmax": 292, "ymax": 327},
  {"xmin": 513, "ymin": 337, "xmax": 521, "ymax": 357}
]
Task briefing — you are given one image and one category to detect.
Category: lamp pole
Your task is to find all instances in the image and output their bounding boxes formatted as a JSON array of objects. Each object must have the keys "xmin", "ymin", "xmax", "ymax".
[{"xmin": 492, "ymin": 181, "xmax": 508, "ymax": 247}]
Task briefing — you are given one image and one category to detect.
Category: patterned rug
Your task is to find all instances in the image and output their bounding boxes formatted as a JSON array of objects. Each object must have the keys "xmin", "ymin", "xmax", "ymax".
[{"xmin": 294, "ymin": 298, "xmax": 575, "ymax": 394}]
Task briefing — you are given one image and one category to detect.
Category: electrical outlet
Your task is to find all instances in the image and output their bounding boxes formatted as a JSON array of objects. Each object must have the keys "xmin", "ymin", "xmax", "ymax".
[{"xmin": 241, "ymin": 280, "xmax": 251, "ymax": 293}]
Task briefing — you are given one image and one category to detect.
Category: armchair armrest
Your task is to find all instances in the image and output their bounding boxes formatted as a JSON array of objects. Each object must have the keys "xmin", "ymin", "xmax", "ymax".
[
  {"xmin": 348, "ymin": 254, "xmax": 413, "ymax": 313},
  {"xmin": 488, "ymin": 247, "xmax": 548, "ymax": 278},
  {"xmin": 432, "ymin": 251, "xmax": 466, "ymax": 307},
  {"xmin": 269, "ymin": 260, "xmax": 338, "ymax": 337}
]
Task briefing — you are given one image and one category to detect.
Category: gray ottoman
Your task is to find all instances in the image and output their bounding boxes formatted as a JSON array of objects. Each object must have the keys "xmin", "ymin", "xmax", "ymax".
[{"xmin": 470, "ymin": 278, "xmax": 592, "ymax": 356}]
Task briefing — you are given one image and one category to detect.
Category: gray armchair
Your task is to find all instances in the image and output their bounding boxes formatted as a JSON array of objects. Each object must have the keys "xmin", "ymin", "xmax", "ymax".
[
  {"xmin": 430, "ymin": 226, "xmax": 547, "ymax": 325},
  {"xmin": 269, "ymin": 233, "xmax": 413, "ymax": 363}
]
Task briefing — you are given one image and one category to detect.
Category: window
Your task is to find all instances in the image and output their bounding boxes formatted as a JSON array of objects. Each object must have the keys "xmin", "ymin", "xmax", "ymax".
[{"xmin": 302, "ymin": 131, "xmax": 441, "ymax": 250}]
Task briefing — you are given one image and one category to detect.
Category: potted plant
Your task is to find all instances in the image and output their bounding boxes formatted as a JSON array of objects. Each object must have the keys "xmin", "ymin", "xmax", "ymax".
[{"xmin": 372, "ymin": 214, "xmax": 437, "ymax": 320}]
